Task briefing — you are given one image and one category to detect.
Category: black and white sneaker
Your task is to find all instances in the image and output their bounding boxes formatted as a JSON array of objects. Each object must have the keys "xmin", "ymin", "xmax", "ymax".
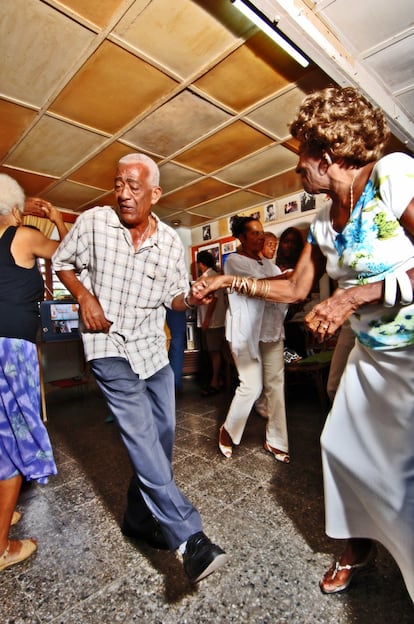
[{"xmin": 183, "ymin": 532, "xmax": 229, "ymax": 583}]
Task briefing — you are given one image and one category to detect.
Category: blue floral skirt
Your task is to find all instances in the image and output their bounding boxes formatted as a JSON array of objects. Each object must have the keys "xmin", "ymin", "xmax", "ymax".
[{"xmin": 0, "ymin": 337, "xmax": 57, "ymax": 484}]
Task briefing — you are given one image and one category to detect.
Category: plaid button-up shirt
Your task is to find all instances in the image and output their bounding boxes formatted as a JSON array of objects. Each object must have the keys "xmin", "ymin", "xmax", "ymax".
[{"xmin": 52, "ymin": 207, "xmax": 188, "ymax": 379}]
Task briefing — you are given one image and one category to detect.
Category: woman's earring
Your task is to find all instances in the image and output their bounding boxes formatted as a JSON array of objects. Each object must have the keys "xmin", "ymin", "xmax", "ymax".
[
  {"xmin": 323, "ymin": 152, "xmax": 333, "ymax": 166},
  {"xmin": 319, "ymin": 152, "xmax": 333, "ymax": 175}
]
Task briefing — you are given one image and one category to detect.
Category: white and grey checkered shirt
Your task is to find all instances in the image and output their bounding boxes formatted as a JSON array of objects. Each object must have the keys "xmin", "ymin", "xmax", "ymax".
[{"xmin": 52, "ymin": 206, "xmax": 188, "ymax": 379}]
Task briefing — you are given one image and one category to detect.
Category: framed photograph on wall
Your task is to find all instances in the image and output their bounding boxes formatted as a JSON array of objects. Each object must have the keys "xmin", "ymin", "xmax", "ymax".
[
  {"xmin": 278, "ymin": 193, "xmax": 301, "ymax": 220},
  {"xmin": 221, "ymin": 240, "xmax": 237, "ymax": 255},
  {"xmin": 227, "ymin": 214, "xmax": 236, "ymax": 235},
  {"xmin": 221, "ymin": 239, "xmax": 237, "ymax": 269},
  {"xmin": 300, "ymin": 192, "xmax": 316, "ymax": 212},
  {"xmin": 202, "ymin": 224, "xmax": 211, "ymax": 241},
  {"xmin": 264, "ymin": 202, "xmax": 276, "ymax": 222}
]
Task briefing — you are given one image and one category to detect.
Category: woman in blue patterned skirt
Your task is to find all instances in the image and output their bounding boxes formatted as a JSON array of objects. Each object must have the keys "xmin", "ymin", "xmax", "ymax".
[{"xmin": 0, "ymin": 174, "xmax": 67, "ymax": 572}]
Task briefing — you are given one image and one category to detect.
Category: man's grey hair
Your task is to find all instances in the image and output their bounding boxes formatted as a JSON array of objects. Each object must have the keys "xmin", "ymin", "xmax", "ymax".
[
  {"xmin": 118, "ymin": 153, "xmax": 160, "ymax": 187},
  {"xmin": 0, "ymin": 174, "xmax": 25, "ymax": 216}
]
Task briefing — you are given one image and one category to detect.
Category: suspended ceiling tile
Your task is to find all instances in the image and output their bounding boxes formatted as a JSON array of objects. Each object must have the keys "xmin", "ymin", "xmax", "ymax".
[
  {"xmin": 122, "ymin": 90, "xmax": 231, "ymax": 157},
  {"xmin": 1, "ymin": 0, "xmax": 411, "ymax": 230},
  {"xmin": 55, "ymin": 0, "xmax": 127, "ymax": 29},
  {"xmin": 318, "ymin": 0, "xmax": 413, "ymax": 53},
  {"xmin": 49, "ymin": 41, "xmax": 178, "ymax": 134},
  {"xmin": 250, "ymin": 169, "xmax": 302, "ymax": 199},
  {"xmin": 158, "ymin": 162, "xmax": 201, "ymax": 194},
  {"xmin": 174, "ymin": 121, "xmax": 273, "ymax": 173},
  {"xmin": 157, "ymin": 178, "xmax": 237, "ymax": 211},
  {"xmin": 194, "ymin": 32, "xmax": 307, "ymax": 112},
  {"xmin": 190, "ymin": 190, "xmax": 269, "ymax": 219},
  {"xmin": 154, "ymin": 209, "xmax": 210, "ymax": 228},
  {"xmin": 0, "ymin": 166, "xmax": 57, "ymax": 197},
  {"xmin": 6, "ymin": 116, "xmax": 107, "ymax": 177},
  {"xmin": 215, "ymin": 144, "xmax": 298, "ymax": 186},
  {"xmin": 81, "ymin": 190, "xmax": 116, "ymax": 213},
  {"xmin": 0, "ymin": 0, "xmax": 93, "ymax": 107},
  {"xmin": 42, "ymin": 180, "xmax": 107, "ymax": 211},
  {"xmin": 69, "ymin": 142, "xmax": 141, "ymax": 189},
  {"xmin": 246, "ymin": 71, "xmax": 331, "ymax": 138},
  {"xmin": 0, "ymin": 101, "xmax": 37, "ymax": 159},
  {"xmin": 152, "ymin": 204, "xmax": 182, "ymax": 220},
  {"xmin": 113, "ymin": 0, "xmax": 249, "ymax": 79},
  {"xmin": 367, "ymin": 37, "xmax": 414, "ymax": 92}
]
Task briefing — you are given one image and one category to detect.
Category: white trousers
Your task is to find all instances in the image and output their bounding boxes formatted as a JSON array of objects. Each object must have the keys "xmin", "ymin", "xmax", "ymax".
[{"xmin": 224, "ymin": 340, "xmax": 288, "ymax": 452}]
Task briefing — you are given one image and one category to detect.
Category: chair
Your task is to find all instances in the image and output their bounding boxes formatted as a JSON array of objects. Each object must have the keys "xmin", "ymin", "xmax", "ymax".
[
  {"xmin": 37, "ymin": 301, "xmax": 89, "ymax": 421},
  {"xmin": 285, "ymin": 325, "xmax": 337, "ymax": 412}
]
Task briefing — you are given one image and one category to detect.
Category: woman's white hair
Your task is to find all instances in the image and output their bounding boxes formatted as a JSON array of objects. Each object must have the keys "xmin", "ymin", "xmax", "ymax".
[
  {"xmin": 0, "ymin": 174, "xmax": 25, "ymax": 215},
  {"xmin": 118, "ymin": 153, "xmax": 160, "ymax": 187}
]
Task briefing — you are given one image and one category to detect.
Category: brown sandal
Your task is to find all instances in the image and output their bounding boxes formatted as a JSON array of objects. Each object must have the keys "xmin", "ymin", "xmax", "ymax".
[
  {"xmin": 320, "ymin": 544, "xmax": 376, "ymax": 594},
  {"xmin": 0, "ymin": 538, "xmax": 37, "ymax": 572},
  {"xmin": 263, "ymin": 441, "xmax": 290, "ymax": 464}
]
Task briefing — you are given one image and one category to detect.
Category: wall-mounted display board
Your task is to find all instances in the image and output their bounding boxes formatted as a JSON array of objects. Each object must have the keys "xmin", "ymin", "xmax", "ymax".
[{"xmin": 190, "ymin": 235, "xmax": 236, "ymax": 280}]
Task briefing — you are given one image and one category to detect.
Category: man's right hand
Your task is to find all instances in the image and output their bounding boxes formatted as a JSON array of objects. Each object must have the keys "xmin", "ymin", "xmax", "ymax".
[{"xmin": 79, "ymin": 292, "xmax": 112, "ymax": 333}]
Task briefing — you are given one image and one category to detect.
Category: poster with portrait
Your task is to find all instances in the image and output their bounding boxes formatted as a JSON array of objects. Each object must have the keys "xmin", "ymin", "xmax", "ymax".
[{"xmin": 197, "ymin": 242, "xmax": 220, "ymax": 274}]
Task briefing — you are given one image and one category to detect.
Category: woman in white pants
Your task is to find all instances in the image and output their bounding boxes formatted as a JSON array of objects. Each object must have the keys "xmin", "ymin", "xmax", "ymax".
[{"xmin": 218, "ymin": 216, "xmax": 289, "ymax": 463}]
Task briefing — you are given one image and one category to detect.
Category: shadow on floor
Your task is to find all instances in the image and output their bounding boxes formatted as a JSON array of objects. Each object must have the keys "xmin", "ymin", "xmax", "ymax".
[{"xmin": 1, "ymin": 377, "xmax": 412, "ymax": 623}]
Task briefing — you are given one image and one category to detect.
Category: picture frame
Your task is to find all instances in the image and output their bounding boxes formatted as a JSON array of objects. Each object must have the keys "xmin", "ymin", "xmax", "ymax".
[
  {"xmin": 264, "ymin": 202, "xmax": 276, "ymax": 223},
  {"xmin": 202, "ymin": 224, "xmax": 212, "ymax": 241},
  {"xmin": 299, "ymin": 192, "xmax": 316, "ymax": 212},
  {"xmin": 221, "ymin": 240, "xmax": 237, "ymax": 255},
  {"xmin": 277, "ymin": 193, "xmax": 301, "ymax": 221}
]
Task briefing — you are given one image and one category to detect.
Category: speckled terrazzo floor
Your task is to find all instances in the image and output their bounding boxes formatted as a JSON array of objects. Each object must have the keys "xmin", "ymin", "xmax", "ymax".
[{"xmin": 1, "ymin": 377, "xmax": 413, "ymax": 624}]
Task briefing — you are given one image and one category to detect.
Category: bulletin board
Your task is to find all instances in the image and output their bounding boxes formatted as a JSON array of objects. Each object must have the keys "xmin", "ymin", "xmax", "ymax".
[{"xmin": 190, "ymin": 235, "xmax": 236, "ymax": 280}]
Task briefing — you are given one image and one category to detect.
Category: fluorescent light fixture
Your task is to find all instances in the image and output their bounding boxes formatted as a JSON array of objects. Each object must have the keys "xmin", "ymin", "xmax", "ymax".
[{"xmin": 231, "ymin": 0, "xmax": 309, "ymax": 68}]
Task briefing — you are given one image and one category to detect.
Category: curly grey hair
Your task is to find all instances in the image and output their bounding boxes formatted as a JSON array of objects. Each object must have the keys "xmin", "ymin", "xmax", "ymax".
[{"xmin": 0, "ymin": 174, "xmax": 25, "ymax": 216}]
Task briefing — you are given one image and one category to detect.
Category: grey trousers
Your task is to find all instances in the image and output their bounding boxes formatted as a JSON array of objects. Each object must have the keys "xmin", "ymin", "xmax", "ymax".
[{"xmin": 90, "ymin": 357, "xmax": 203, "ymax": 550}]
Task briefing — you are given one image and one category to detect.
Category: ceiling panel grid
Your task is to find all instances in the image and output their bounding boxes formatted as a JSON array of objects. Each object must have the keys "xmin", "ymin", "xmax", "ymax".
[{"xmin": 0, "ymin": 0, "xmax": 411, "ymax": 228}]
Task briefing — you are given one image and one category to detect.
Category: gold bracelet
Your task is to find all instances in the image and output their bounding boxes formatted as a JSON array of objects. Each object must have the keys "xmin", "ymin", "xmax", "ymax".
[
  {"xmin": 229, "ymin": 275, "xmax": 239, "ymax": 294},
  {"xmin": 261, "ymin": 279, "xmax": 270, "ymax": 300},
  {"xmin": 238, "ymin": 277, "xmax": 248, "ymax": 295},
  {"xmin": 244, "ymin": 277, "xmax": 252, "ymax": 296},
  {"xmin": 249, "ymin": 278, "xmax": 257, "ymax": 298}
]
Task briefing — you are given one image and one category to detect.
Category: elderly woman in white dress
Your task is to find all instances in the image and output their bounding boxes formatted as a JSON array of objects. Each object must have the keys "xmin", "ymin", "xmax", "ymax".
[{"xmin": 192, "ymin": 86, "xmax": 414, "ymax": 602}]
